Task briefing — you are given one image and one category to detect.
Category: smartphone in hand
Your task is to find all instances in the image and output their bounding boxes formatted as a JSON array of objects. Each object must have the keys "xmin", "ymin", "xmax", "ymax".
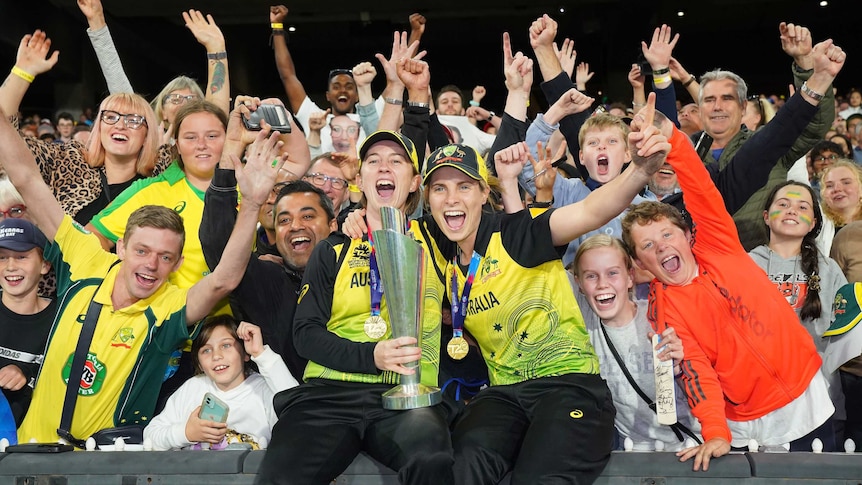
[
  {"xmin": 242, "ymin": 104, "xmax": 293, "ymax": 134},
  {"xmin": 199, "ymin": 392, "xmax": 229, "ymax": 423}
]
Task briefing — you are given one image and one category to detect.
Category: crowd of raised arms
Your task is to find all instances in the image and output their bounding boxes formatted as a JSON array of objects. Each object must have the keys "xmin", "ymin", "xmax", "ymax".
[{"xmin": 0, "ymin": 1, "xmax": 861, "ymax": 483}]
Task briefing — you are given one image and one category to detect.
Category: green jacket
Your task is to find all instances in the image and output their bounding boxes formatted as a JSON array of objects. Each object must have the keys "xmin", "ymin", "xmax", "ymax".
[{"xmin": 704, "ymin": 64, "xmax": 834, "ymax": 251}]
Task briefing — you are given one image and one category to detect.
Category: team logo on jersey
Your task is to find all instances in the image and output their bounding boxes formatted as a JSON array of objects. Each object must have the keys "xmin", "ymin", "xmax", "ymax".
[
  {"xmin": 480, "ymin": 255, "xmax": 501, "ymax": 283},
  {"xmin": 349, "ymin": 242, "xmax": 371, "ymax": 268},
  {"xmin": 62, "ymin": 352, "xmax": 106, "ymax": 396},
  {"xmin": 173, "ymin": 201, "xmax": 187, "ymax": 213},
  {"xmin": 110, "ymin": 327, "xmax": 135, "ymax": 349},
  {"xmin": 298, "ymin": 284, "xmax": 309, "ymax": 304},
  {"xmin": 569, "ymin": 409, "xmax": 584, "ymax": 419},
  {"xmin": 71, "ymin": 220, "xmax": 91, "ymax": 234}
]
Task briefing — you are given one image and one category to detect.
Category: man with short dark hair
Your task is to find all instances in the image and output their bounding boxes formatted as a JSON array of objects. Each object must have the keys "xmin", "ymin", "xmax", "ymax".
[
  {"xmin": 201, "ymin": 172, "xmax": 337, "ymax": 381},
  {"xmin": 55, "ymin": 112, "xmax": 75, "ymax": 143}
]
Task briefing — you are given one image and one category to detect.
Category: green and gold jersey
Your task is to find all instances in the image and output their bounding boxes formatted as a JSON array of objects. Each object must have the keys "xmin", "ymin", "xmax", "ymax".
[
  {"xmin": 447, "ymin": 210, "xmax": 599, "ymax": 386},
  {"xmin": 89, "ymin": 162, "xmax": 229, "ymax": 316},
  {"xmin": 296, "ymin": 220, "xmax": 446, "ymax": 386},
  {"xmin": 18, "ymin": 216, "xmax": 194, "ymax": 443}
]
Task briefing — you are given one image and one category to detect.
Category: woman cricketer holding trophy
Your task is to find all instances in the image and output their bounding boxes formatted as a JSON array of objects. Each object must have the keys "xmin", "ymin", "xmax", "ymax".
[{"xmin": 255, "ymin": 130, "xmax": 452, "ymax": 485}]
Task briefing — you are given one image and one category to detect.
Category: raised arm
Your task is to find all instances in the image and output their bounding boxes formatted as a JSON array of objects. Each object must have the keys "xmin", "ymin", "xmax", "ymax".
[
  {"xmin": 352, "ymin": 61, "xmax": 380, "ymax": 135},
  {"xmin": 0, "ymin": 31, "xmax": 59, "ymax": 119},
  {"xmin": 78, "ymin": 0, "xmax": 135, "ymax": 94},
  {"xmin": 529, "ymin": 14, "xmax": 562, "ymax": 82},
  {"xmin": 0, "ymin": 106, "xmax": 63, "ymax": 239},
  {"xmin": 548, "ymin": 94, "xmax": 666, "ymax": 245},
  {"xmin": 270, "ymin": 5, "xmax": 307, "ymax": 113},
  {"xmin": 187, "ymin": 126, "xmax": 288, "ymax": 322},
  {"xmin": 375, "ymin": 31, "xmax": 422, "ymax": 132},
  {"xmin": 641, "ymin": 24, "xmax": 681, "ymax": 127},
  {"xmin": 184, "ymin": 9, "xmax": 230, "ymax": 116},
  {"xmin": 407, "ymin": 13, "xmax": 426, "ymax": 47}
]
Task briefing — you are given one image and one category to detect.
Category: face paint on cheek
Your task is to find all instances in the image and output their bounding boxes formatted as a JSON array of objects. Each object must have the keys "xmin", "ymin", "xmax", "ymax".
[
  {"xmin": 799, "ymin": 214, "xmax": 813, "ymax": 226},
  {"xmin": 768, "ymin": 210, "xmax": 782, "ymax": 220}
]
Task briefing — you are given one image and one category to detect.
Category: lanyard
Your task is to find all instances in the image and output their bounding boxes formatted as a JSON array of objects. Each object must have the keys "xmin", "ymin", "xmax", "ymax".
[
  {"xmin": 451, "ymin": 251, "xmax": 481, "ymax": 338},
  {"xmin": 367, "ymin": 229, "xmax": 383, "ymax": 317}
]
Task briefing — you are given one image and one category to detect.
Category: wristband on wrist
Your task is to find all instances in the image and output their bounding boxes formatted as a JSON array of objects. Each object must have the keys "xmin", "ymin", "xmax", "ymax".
[
  {"xmin": 800, "ymin": 82, "xmax": 824, "ymax": 102},
  {"xmin": 11, "ymin": 66, "xmax": 34, "ymax": 83},
  {"xmin": 271, "ymin": 23, "xmax": 284, "ymax": 30},
  {"xmin": 652, "ymin": 66, "xmax": 670, "ymax": 76},
  {"xmin": 469, "ymin": 100, "xmax": 480, "ymax": 107},
  {"xmin": 682, "ymin": 75, "xmax": 697, "ymax": 88},
  {"xmin": 384, "ymin": 97, "xmax": 403, "ymax": 105},
  {"xmin": 348, "ymin": 184, "xmax": 361, "ymax": 193},
  {"xmin": 406, "ymin": 101, "xmax": 429, "ymax": 108},
  {"xmin": 485, "ymin": 111, "xmax": 496, "ymax": 123},
  {"xmin": 527, "ymin": 196, "xmax": 554, "ymax": 209},
  {"xmin": 206, "ymin": 51, "xmax": 227, "ymax": 61},
  {"xmin": 633, "ymin": 102, "xmax": 646, "ymax": 109},
  {"xmin": 653, "ymin": 74, "xmax": 672, "ymax": 85}
]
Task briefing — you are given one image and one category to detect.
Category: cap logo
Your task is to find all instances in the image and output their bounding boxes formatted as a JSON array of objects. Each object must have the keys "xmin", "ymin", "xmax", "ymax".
[{"xmin": 0, "ymin": 227, "xmax": 25, "ymax": 239}]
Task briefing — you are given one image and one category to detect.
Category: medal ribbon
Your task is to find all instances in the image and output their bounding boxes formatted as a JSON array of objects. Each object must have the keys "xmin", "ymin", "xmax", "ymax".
[
  {"xmin": 451, "ymin": 251, "xmax": 482, "ymax": 338},
  {"xmin": 367, "ymin": 229, "xmax": 383, "ymax": 317}
]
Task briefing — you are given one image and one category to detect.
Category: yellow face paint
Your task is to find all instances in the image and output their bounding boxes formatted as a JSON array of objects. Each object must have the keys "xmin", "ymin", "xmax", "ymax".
[
  {"xmin": 769, "ymin": 210, "xmax": 782, "ymax": 220},
  {"xmin": 799, "ymin": 214, "xmax": 813, "ymax": 226},
  {"xmin": 786, "ymin": 191, "xmax": 803, "ymax": 199}
]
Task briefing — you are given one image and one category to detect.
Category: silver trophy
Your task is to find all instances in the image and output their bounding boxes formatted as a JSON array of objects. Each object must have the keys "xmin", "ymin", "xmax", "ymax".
[{"xmin": 373, "ymin": 206, "xmax": 442, "ymax": 409}]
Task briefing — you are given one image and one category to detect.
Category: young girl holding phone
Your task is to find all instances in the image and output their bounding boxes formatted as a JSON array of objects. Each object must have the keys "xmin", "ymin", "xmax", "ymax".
[{"xmin": 143, "ymin": 316, "xmax": 297, "ymax": 450}]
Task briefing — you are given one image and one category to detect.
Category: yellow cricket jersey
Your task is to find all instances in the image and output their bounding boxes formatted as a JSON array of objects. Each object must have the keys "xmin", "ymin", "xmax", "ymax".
[
  {"xmin": 18, "ymin": 216, "xmax": 193, "ymax": 443},
  {"xmin": 296, "ymin": 220, "xmax": 446, "ymax": 386},
  {"xmin": 88, "ymin": 161, "xmax": 229, "ymax": 315},
  {"xmin": 446, "ymin": 210, "xmax": 600, "ymax": 386}
]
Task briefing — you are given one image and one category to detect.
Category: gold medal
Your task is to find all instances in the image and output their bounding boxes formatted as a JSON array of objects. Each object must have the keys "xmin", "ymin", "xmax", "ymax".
[
  {"xmin": 447, "ymin": 336, "xmax": 469, "ymax": 360},
  {"xmin": 364, "ymin": 315, "xmax": 387, "ymax": 339}
]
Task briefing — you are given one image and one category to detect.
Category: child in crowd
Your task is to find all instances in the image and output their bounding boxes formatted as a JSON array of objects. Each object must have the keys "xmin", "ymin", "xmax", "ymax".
[
  {"xmin": 621, "ymin": 118, "xmax": 834, "ymax": 471},
  {"xmin": 749, "ymin": 181, "xmax": 849, "ymax": 451},
  {"xmin": 0, "ymin": 218, "xmax": 54, "ymax": 426},
  {"xmin": 574, "ymin": 234, "xmax": 701, "ymax": 451},
  {"xmin": 143, "ymin": 316, "xmax": 298, "ymax": 450}
]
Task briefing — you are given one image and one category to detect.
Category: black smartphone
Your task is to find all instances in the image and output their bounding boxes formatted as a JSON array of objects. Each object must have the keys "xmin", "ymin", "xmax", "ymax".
[
  {"xmin": 242, "ymin": 104, "xmax": 293, "ymax": 134},
  {"xmin": 694, "ymin": 131, "xmax": 714, "ymax": 162},
  {"xmin": 5, "ymin": 443, "xmax": 74, "ymax": 453}
]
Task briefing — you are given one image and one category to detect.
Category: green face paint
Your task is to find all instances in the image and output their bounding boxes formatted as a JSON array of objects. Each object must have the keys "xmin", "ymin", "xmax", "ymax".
[
  {"xmin": 786, "ymin": 191, "xmax": 803, "ymax": 198},
  {"xmin": 800, "ymin": 214, "xmax": 813, "ymax": 226},
  {"xmin": 769, "ymin": 210, "xmax": 782, "ymax": 220}
]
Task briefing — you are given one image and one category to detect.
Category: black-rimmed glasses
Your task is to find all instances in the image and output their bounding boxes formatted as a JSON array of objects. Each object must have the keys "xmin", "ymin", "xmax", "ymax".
[{"xmin": 100, "ymin": 110, "xmax": 147, "ymax": 130}]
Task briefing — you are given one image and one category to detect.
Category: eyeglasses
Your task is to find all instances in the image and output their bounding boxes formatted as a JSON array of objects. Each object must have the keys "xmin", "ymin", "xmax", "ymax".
[
  {"xmin": 271, "ymin": 181, "xmax": 291, "ymax": 196},
  {"xmin": 330, "ymin": 125, "xmax": 358, "ymax": 136},
  {"xmin": 813, "ymin": 154, "xmax": 839, "ymax": 162},
  {"xmin": 100, "ymin": 110, "xmax": 147, "ymax": 130},
  {"xmin": 304, "ymin": 173, "xmax": 348, "ymax": 190},
  {"xmin": 328, "ymin": 69, "xmax": 353, "ymax": 81},
  {"xmin": 0, "ymin": 205, "xmax": 26, "ymax": 219},
  {"xmin": 163, "ymin": 93, "xmax": 199, "ymax": 105}
]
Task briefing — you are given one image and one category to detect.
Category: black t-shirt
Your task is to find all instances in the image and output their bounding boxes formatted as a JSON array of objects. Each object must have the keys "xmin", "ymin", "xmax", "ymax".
[{"xmin": 0, "ymin": 296, "xmax": 56, "ymax": 426}]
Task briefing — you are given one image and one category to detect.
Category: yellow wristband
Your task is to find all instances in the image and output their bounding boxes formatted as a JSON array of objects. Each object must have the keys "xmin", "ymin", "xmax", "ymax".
[
  {"xmin": 653, "ymin": 74, "xmax": 672, "ymax": 85},
  {"xmin": 271, "ymin": 23, "xmax": 284, "ymax": 30},
  {"xmin": 348, "ymin": 184, "xmax": 361, "ymax": 193},
  {"xmin": 11, "ymin": 66, "xmax": 34, "ymax": 83}
]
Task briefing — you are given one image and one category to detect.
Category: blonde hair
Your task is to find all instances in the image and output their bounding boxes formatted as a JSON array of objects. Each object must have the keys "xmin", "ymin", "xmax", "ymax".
[
  {"xmin": 0, "ymin": 173, "xmax": 25, "ymax": 206},
  {"xmin": 151, "ymin": 76, "xmax": 205, "ymax": 124},
  {"xmin": 577, "ymin": 113, "xmax": 630, "ymax": 149},
  {"xmin": 820, "ymin": 159, "xmax": 862, "ymax": 226},
  {"xmin": 573, "ymin": 234, "xmax": 632, "ymax": 277},
  {"xmin": 87, "ymin": 93, "xmax": 161, "ymax": 176}
]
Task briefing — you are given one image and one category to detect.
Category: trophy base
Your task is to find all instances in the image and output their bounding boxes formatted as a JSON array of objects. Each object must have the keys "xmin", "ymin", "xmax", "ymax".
[{"xmin": 382, "ymin": 384, "xmax": 442, "ymax": 410}]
